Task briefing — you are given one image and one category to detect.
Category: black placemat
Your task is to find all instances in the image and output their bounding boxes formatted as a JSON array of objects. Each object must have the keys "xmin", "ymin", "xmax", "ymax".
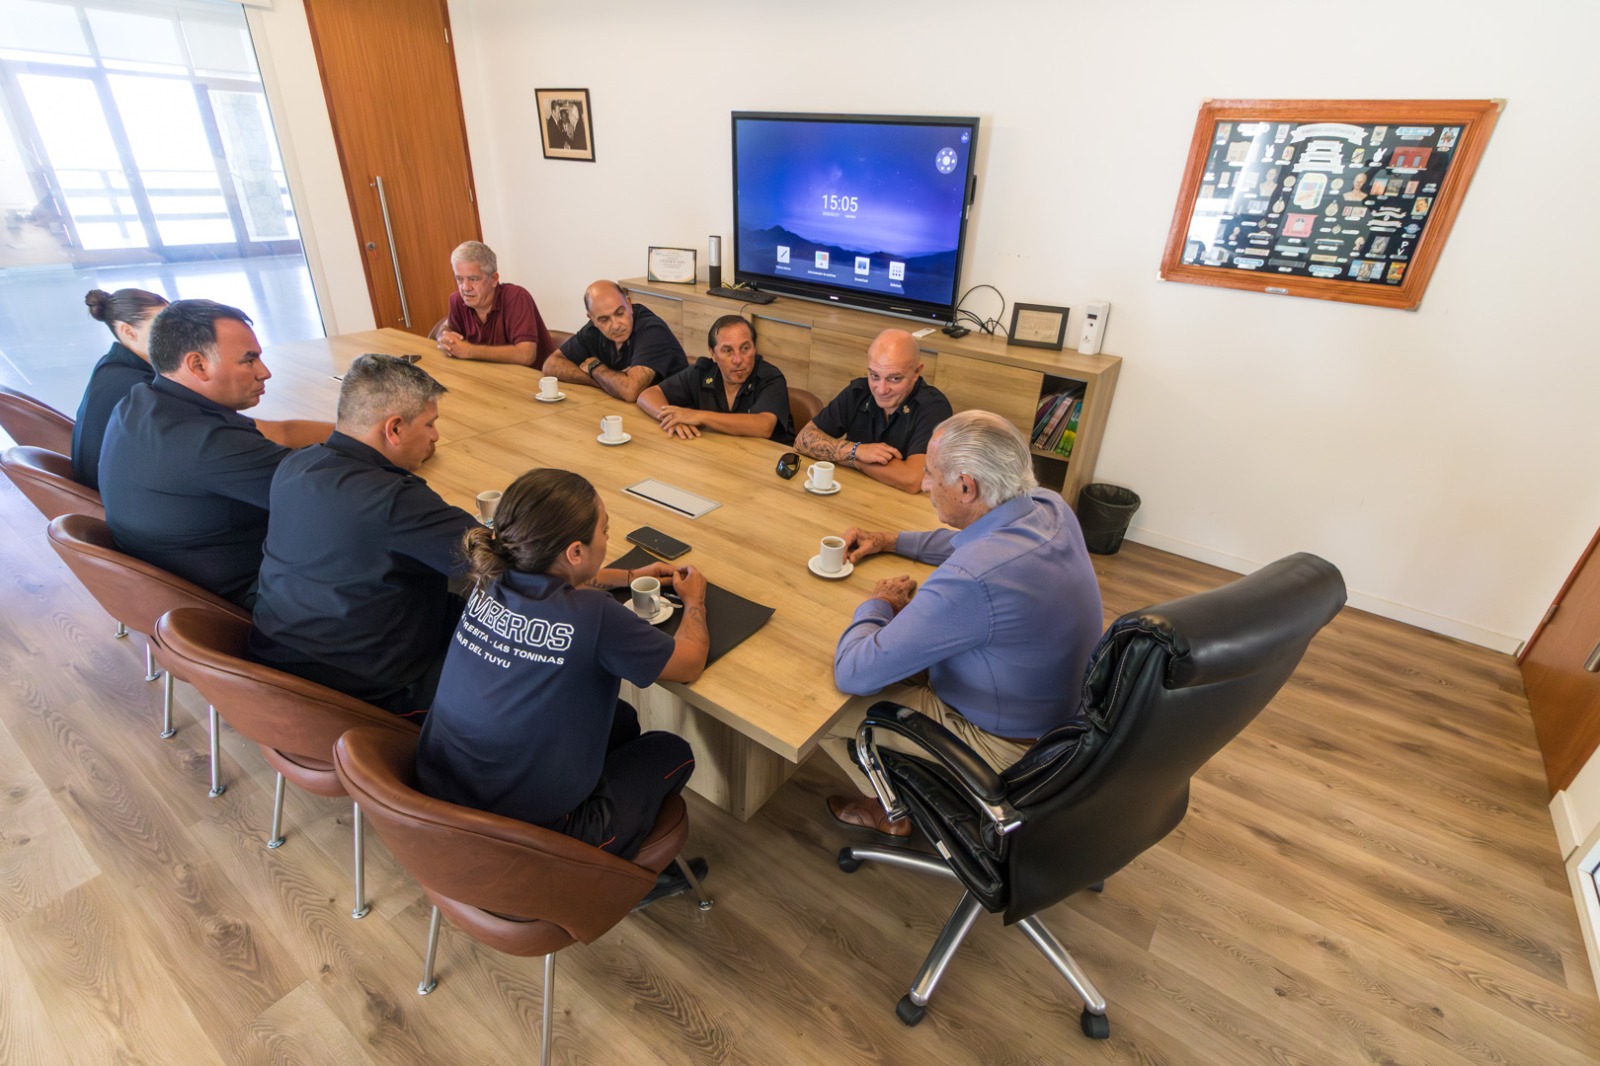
[{"xmin": 607, "ymin": 546, "xmax": 775, "ymax": 665}]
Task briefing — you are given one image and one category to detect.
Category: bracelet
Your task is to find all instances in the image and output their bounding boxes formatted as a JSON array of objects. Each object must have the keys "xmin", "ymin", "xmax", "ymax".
[
  {"xmin": 849, "ymin": 441, "xmax": 860, "ymax": 466},
  {"xmin": 625, "ymin": 568, "xmax": 633, "ymax": 588}
]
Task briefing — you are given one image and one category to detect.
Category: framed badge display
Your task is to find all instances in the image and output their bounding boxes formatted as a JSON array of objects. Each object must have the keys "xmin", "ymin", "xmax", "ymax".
[{"xmin": 1159, "ymin": 99, "xmax": 1501, "ymax": 310}]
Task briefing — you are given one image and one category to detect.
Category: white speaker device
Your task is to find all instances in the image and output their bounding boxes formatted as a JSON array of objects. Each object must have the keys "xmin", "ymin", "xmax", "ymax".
[
  {"xmin": 708, "ymin": 235, "xmax": 722, "ymax": 289},
  {"xmin": 1078, "ymin": 300, "xmax": 1109, "ymax": 355}
]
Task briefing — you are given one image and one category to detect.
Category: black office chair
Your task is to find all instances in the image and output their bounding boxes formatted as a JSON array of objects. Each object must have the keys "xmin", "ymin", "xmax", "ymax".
[{"xmin": 837, "ymin": 552, "xmax": 1346, "ymax": 1039}]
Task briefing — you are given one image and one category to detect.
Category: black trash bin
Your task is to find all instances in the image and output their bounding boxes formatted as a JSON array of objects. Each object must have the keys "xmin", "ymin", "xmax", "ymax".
[{"xmin": 1076, "ymin": 483, "xmax": 1141, "ymax": 555}]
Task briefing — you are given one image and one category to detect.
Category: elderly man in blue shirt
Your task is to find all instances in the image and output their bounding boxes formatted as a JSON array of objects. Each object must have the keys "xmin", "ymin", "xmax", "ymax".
[{"xmin": 822, "ymin": 410, "xmax": 1105, "ymax": 837}]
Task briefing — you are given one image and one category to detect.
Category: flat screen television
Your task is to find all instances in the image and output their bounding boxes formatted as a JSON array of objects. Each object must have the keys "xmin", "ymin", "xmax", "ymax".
[{"xmin": 731, "ymin": 112, "xmax": 979, "ymax": 323}]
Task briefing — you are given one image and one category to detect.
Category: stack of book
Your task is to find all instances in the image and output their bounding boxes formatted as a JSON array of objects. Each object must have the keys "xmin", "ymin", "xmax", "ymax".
[{"xmin": 1031, "ymin": 385, "xmax": 1085, "ymax": 457}]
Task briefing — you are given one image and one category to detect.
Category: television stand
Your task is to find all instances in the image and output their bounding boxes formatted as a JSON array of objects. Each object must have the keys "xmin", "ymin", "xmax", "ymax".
[{"xmin": 706, "ymin": 285, "xmax": 776, "ymax": 304}]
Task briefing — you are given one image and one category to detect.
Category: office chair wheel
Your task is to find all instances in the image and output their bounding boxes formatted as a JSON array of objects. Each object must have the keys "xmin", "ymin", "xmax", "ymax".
[
  {"xmin": 895, "ymin": 995, "xmax": 926, "ymax": 1027},
  {"xmin": 836, "ymin": 848, "xmax": 863, "ymax": 873},
  {"xmin": 1080, "ymin": 1008, "xmax": 1110, "ymax": 1039}
]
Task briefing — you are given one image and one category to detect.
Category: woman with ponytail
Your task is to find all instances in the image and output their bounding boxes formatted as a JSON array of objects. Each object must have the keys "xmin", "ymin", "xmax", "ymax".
[
  {"xmin": 416, "ymin": 468, "xmax": 710, "ymax": 860},
  {"xmin": 72, "ymin": 287, "xmax": 168, "ymax": 488}
]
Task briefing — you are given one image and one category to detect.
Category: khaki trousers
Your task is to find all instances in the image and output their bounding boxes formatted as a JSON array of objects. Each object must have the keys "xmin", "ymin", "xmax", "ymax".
[{"xmin": 820, "ymin": 681, "xmax": 1033, "ymax": 795}]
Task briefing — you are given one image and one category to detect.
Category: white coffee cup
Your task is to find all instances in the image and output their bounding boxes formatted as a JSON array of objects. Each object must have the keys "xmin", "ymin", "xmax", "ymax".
[
  {"xmin": 601, "ymin": 414, "xmax": 624, "ymax": 441},
  {"xmin": 819, "ymin": 535, "xmax": 846, "ymax": 573},
  {"xmin": 807, "ymin": 461, "xmax": 836, "ymax": 490},
  {"xmin": 539, "ymin": 375, "xmax": 559, "ymax": 399},
  {"xmin": 476, "ymin": 490, "xmax": 502, "ymax": 526},
  {"xmin": 630, "ymin": 575, "xmax": 661, "ymax": 618}
]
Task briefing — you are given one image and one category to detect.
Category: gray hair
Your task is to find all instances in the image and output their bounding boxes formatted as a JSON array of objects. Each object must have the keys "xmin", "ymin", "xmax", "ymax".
[
  {"xmin": 450, "ymin": 240, "xmax": 497, "ymax": 274},
  {"xmin": 929, "ymin": 410, "xmax": 1036, "ymax": 508},
  {"xmin": 336, "ymin": 354, "xmax": 447, "ymax": 431}
]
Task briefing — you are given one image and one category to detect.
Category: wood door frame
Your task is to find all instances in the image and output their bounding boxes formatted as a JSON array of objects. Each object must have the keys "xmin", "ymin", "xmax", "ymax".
[{"xmin": 1521, "ymin": 527, "xmax": 1600, "ymax": 663}]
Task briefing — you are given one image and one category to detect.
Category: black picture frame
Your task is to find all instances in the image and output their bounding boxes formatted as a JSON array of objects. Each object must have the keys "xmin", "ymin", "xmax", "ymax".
[
  {"xmin": 1008, "ymin": 303, "xmax": 1070, "ymax": 350},
  {"xmin": 537, "ymin": 88, "xmax": 595, "ymax": 162}
]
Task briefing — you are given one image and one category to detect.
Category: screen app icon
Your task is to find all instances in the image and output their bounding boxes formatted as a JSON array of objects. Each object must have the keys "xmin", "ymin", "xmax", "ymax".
[
  {"xmin": 855, "ymin": 257, "xmax": 870, "ymax": 276},
  {"xmin": 776, "ymin": 245, "xmax": 790, "ymax": 264},
  {"xmin": 888, "ymin": 261, "xmax": 905, "ymax": 281},
  {"xmin": 815, "ymin": 251, "xmax": 829, "ymax": 269}
]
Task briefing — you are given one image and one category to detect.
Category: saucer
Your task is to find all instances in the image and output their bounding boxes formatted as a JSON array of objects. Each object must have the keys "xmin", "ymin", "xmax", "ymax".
[
  {"xmin": 804, "ymin": 481, "xmax": 842, "ymax": 496},
  {"xmin": 808, "ymin": 555, "xmax": 853, "ymax": 580},
  {"xmin": 632, "ymin": 599, "xmax": 675, "ymax": 625},
  {"xmin": 535, "ymin": 392, "xmax": 566, "ymax": 403},
  {"xmin": 597, "ymin": 432, "xmax": 632, "ymax": 446}
]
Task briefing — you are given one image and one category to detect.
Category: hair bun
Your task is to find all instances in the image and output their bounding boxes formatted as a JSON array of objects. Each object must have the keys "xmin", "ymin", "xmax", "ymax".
[{"xmin": 84, "ymin": 289, "xmax": 111, "ymax": 320}]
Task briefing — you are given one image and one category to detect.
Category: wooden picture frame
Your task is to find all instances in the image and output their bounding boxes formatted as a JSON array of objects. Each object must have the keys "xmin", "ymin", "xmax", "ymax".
[
  {"xmin": 1008, "ymin": 303, "xmax": 1070, "ymax": 350},
  {"xmin": 1159, "ymin": 99, "xmax": 1501, "ymax": 310},
  {"xmin": 537, "ymin": 88, "xmax": 595, "ymax": 162}
]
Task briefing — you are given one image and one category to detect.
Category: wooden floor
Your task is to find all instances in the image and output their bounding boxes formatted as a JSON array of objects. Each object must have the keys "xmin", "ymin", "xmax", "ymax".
[{"xmin": 1, "ymin": 472, "xmax": 1596, "ymax": 1066}]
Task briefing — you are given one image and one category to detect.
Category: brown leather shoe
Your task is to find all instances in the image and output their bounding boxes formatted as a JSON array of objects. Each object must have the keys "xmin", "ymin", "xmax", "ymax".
[{"xmin": 827, "ymin": 795, "xmax": 912, "ymax": 838}]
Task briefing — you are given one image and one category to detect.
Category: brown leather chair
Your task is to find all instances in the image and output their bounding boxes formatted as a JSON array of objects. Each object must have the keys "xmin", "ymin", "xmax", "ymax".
[
  {"xmin": 2, "ymin": 446, "xmax": 103, "ymax": 521},
  {"xmin": 427, "ymin": 316, "xmax": 449, "ymax": 342},
  {"xmin": 333, "ymin": 726, "xmax": 709, "ymax": 1064},
  {"xmin": 788, "ymin": 387, "xmax": 823, "ymax": 432},
  {"xmin": 156, "ymin": 607, "xmax": 421, "ymax": 919},
  {"xmin": 0, "ymin": 384, "xmax": 73, "ymax": 454},
  {"xmin": 46, "ymin": 514, "xmax": 246, "ymax": 780}
]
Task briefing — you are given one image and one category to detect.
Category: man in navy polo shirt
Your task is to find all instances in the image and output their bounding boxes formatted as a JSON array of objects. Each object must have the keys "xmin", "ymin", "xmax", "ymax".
[
  {"xmin": 542, "ymin": 280, "xmax": 689, "ymax": 402},
  {"xmin": 99, "ymin": 299, "xmax": 326, "ymax": 609},
  {"xmin": 247, "ymin": 354, "xmax": 478, "ymax": 715},
  {"xmin": 795, "ymin": 328, "xmax": 953, "ymax": 493},
  {"xmin": 635, "ymin": 314, "xmax": 795, "ymax": 444}
]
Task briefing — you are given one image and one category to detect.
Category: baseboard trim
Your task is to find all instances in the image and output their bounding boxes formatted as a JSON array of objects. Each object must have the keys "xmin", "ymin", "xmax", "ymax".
[{"xmin": 1123, "ymin": 527, "xmax": 1521, "ymax": 654}]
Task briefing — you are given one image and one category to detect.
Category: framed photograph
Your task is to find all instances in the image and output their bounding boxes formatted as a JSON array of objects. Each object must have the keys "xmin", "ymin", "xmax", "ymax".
[
  {"xmin": 1158, "ymin": 99, "xmax": 1501, "ymax": 310},
  {"xmin": 647, "ymin": 246, "xmax": 697, "ymax": 285},
  {"xmin": 537, "ymin": 88, "xmax": 594, "ymax": 162},
  {"xmin": 1009, "ymin": 303, "xmax": 1070, "ymax": 350}
]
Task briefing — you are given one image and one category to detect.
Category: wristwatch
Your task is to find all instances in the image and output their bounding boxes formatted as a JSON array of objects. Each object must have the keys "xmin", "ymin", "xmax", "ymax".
[{"xmin": 582, "ymin": 357, "xmax": 602, "ymax": 375}]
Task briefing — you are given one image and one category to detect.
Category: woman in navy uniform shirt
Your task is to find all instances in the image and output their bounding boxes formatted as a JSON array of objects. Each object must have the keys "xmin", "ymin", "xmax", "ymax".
[
  {"xmin": 416, "ymin": 469, "xmax": 710, "ymax": 859},
  {"xmin": 72, "ymin": 287, "xmax": 167, "ymax": 489}
]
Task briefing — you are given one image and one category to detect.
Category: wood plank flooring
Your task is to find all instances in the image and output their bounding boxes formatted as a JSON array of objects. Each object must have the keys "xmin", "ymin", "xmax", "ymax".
[{"xmin": 0, "ymin": 470, "xmax": 1595, "ymax": 1064}]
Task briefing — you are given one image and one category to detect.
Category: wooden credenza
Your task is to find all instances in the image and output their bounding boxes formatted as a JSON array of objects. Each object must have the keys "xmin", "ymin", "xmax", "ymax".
[{"xmin": 619, "ymin": 277, "xmax": 1122, "ymax": 507}]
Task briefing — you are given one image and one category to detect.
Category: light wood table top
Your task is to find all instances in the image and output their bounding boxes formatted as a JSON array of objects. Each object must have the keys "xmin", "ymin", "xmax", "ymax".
[{"xmin": 261, "ymin": 329, "xmax": 940, "ymax": 762}]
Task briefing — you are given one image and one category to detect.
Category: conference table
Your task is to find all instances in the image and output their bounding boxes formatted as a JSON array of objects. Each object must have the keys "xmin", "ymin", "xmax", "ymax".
[{"xmin": 255, "ymin": 328, "xmax": 939, "ymax": 820}]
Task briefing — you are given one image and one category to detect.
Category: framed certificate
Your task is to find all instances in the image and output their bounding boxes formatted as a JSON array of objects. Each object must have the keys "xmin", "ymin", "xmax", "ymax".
[
  {"xmin": 1159, "ymin": 98, "xmax": 1501, "ymax": 310},
  {"xmin": 1008, "ymin": 303, "xmax": 1070, "ymax": 350},
  {"xmin": 647, "ymin": 246, "xmax": 697, "ymax": 285}
]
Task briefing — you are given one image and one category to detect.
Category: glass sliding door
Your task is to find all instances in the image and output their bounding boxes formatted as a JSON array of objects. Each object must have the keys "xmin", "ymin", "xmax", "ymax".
[{"xmin": 0, "ymin": 0, "xmax": 322, "ymax": 415}]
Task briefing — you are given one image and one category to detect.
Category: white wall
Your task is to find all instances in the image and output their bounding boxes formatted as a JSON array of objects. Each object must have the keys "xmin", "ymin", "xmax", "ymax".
[{"xmin": 272, "ymin": 0, "xmax": 1600, "ymax": 650}]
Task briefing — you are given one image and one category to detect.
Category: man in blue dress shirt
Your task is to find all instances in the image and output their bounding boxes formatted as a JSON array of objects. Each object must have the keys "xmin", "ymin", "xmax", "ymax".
[
  {"xmin": 248, "ymin": 354, "xmax": 478, "ymax": 715},
  {"xmin": 822, "ymin": 410, "xmax": 1105, "ymax": 837}
]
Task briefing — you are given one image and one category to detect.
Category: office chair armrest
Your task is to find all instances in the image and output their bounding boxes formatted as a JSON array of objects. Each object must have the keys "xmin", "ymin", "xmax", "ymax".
[{"xmin": 861, "ymin": 701, "xmax": 1007, "ymax": 802}]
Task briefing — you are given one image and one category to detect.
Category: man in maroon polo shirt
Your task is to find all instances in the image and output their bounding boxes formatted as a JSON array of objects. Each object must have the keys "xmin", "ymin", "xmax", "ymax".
[{"xmin": 436, "ymin": 240, "xmax": 556, "ymax": 368}]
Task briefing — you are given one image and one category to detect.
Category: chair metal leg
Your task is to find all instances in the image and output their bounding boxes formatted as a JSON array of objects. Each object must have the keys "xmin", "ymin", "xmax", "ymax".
[
  {"xmin": 1016, "ymin": 915, "xmax": 1108, "ymax": 1017},
  {"xmin": 674, "ymin": 853, "xmax": 714, "ymax": 912},
  {"xmin": 351, "ymin": 802, "xmax": 369, "ymax": 919},
  {"xmin": 158, "ymin": 671, "xmax": 176, "ymax": 738},
  {"xmin": 144, "ymin": 640, "xmax": 161, "ymax": 682},
  {"xmin": 417, "ymin": 905, "xmax": 441, "ymax": 995},
  {"xmin": 837, "ymin": 845, "xmax": 960, "ymax": 881},
  {"xmin": 265, "ymin": 773, "xmax": 286, "ymax": 848},
  {"xmin": 541, "ymin": 953, "xmax": 555, "ymax": 1066},
  {"xmin": 207, "ymin": 706, "xmax": 226, "ymax": 797},
  {"xmin": 906, "ymin": 890, "xmax": 984, "ymax": 1009},
  {"xmin": 114, "ymin": 621, "xmax": 128, "ymax": 639}
]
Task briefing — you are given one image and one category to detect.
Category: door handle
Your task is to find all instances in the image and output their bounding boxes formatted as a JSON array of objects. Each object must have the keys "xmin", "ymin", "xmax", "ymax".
[
  {"xmin": 370, "ymin": 176, "xmax": 412, "ymax": 328},
  {"xmin": 1585, "ymin": 639, "xmax": 1600, "ymax": 673}
]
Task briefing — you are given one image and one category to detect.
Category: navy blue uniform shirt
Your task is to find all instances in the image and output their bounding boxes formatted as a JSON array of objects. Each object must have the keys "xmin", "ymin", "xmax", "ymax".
[
  {"xmin": 72, "ymin": 341, "xmax": 154, "ymax": 489},
  {"xmin": 247, "ymin": 432, "xmax": 478, "ymax": 705},
  {"xmin": 557, "ymin": 303, "xmax": 688, "ymax": 383},
  {"xmin": 99, "ymin": 376, "xmax": 291, "ymax": 607},
  {"xmin": 657, "ymin": 354, "xmax": 795, "ymax": 444},
  {"xmin": 810, "ymin": 376, "xmax": 952, "ymax": 457},
  {"xmin": 416, "ymin": 572, "xmax": 675, "ymax": 826}
]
